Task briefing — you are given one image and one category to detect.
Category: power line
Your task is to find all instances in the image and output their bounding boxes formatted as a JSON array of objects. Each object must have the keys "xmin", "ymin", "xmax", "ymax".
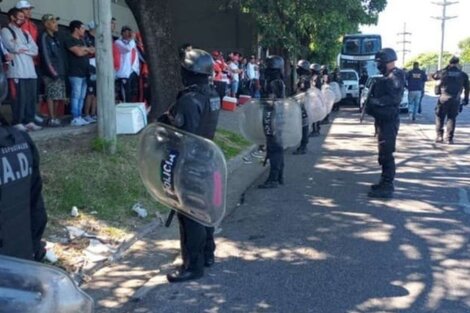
[
  {"xmin": 431, "ymin": 0, "xmax": 458, "ymax": 69},
  {"xmin": 397, "ymin": 22, "xmax": 411, "ymax": 67}
]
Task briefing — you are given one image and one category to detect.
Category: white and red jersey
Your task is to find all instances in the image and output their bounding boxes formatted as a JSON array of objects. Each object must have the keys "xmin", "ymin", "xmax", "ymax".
[{"xmin": 114, "ymin": 37, "xmax": 140, "ymax": 78}]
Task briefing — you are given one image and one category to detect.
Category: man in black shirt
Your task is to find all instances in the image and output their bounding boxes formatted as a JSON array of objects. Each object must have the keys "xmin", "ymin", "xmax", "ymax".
[
  {"xmin": 64, "ymin": 20, "xmax": 95, "ymax": 126},
  {"xmin": 433, "ymin": 56, "xmax": 469, "ymax": 144}
]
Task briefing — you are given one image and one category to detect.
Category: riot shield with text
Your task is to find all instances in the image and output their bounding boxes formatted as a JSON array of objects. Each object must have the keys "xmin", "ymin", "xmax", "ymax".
[
  {"xmin": 239, "ymin": 98, "xmax": 302, "ymax": 148},
  {"xmin": 138, "ymin": 123, "xmax": 227, "ymax": 227},
  {"xmin": 305, "ymin": 87, "xmax": 328, "ymax": 123},
  {"xmin": 0, "ymin": 255, "xmax": 94, "ymax": 313}
]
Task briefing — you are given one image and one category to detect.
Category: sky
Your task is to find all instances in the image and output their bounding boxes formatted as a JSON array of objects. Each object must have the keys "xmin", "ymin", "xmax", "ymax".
[{"xmin": 360, "ymin": 0, "xmax": 470, "ymax": 66}]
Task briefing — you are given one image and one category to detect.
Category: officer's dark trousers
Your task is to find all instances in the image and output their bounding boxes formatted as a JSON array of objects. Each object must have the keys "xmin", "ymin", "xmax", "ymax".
[
  {"xmin": 177, "ymin": 213, "xmax": 215, "ymax": 272},
  {"xmin": 376, "ymin": 117, "xmax": 399, "ymax": 184},
  {"xmin": 266, "ymin": 137, "xmax": 284, "ymax": 182},
  {"xmin": 299, "ymin": 108, "xmax": 309, "ymax": 148},
  {"xmin": 300, "ymin": 124, "xmax": 309, "ymax": 148},
  {"xmin": 435, "ymin": 98, "xmax": 459, "ymax": 140}
]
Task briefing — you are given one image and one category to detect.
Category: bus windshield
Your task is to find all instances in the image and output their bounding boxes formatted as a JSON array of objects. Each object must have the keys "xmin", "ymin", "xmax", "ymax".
[{"xmin": 341, "ymin": 35, "xmax": 381, "ymax": 55}]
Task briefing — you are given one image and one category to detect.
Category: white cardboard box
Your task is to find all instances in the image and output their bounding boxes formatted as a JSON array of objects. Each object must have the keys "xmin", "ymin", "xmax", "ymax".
[{"xmin": 116, "ymin": 102, "xmax": 148, "ymax": 134}]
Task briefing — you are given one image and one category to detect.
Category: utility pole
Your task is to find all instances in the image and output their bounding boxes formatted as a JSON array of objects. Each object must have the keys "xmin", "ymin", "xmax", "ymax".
[
  {"xmin": 94, "ymin": 0, "xmax": 117, "ymax": 154},
  {"xmin": 432, "ymin": 0, "xmax": 458, "ymax": 70},
  {"xmin": 397, "ymin": 22, "xmax": 411, "ymax": 67}
]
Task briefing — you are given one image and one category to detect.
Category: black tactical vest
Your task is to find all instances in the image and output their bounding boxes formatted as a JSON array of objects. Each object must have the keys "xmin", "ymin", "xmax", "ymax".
[
  {"xmin": 176, "ymin": 84, "xmax": 220, "ymax": 140},
  {"xmin": 0, "ymin": 127, "xmax": 34, "ymax": 260}
]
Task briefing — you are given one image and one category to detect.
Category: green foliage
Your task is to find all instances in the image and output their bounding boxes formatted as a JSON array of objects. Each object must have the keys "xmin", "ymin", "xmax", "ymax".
[
  {"xmin": 404, "ymin": 51, "xmax": 453, "ymax": 69},
  {"xmin": 214, "ymin": 128, "xmax": 251, "ymax": 159},
  {"xmin": 224, "ymin": 0, "xmax": 387, "ymax": 64},
  {"xmin": 458, "ymin": 37, "xmax": 470, "ymax": 63}
]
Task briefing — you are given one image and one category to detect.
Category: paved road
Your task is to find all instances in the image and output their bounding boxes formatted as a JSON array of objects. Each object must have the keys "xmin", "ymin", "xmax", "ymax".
[{"xmin": 110, "ymin": 94, "xmax": 470, "ymax": 313}]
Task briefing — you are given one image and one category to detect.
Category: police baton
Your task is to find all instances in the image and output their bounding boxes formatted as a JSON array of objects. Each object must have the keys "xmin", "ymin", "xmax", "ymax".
[{"xmin": 165, "ymin": 210, "xmax": 175, "ymax": 227}]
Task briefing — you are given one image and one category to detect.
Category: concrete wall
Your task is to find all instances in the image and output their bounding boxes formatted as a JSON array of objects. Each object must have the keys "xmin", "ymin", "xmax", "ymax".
[
  {"xmin": 0, "ymin": 0, "xmax": 137, "ymax": 36},
  {"xmin": 170, "ymin": 0, "xmax": 256, "ymax": 56}
]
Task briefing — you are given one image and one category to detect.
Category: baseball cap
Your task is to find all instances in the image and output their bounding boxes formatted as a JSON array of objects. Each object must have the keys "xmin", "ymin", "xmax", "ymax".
[
  {"xmin": 87, "ymin": 21, "xmax": 96, "ymax": 30},
  {"xmin": 42, "ymin": 14, "xmax": 60, "ymax": 22},
  {"xmin": 449, "ymin": 56, "xmax": 460, "ymax": 64},
  {"xmin": 16, "ymin": 0, "xmax": 34, "ymax": 9}
]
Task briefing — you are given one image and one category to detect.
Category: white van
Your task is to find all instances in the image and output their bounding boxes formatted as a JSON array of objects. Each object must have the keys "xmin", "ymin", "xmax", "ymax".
[{"xmin": 340, "ymin": 69, "xmax": 360, "ymax": 105}]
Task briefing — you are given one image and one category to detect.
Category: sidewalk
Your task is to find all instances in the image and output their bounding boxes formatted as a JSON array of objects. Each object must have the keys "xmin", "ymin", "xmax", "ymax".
[
  {"xmin": 82, "ymin": 108, "xmax": 269, "ymax": 311},
  {"xmin": 105, "ymin": 105, "xmax": 470, "ymax": 313}
]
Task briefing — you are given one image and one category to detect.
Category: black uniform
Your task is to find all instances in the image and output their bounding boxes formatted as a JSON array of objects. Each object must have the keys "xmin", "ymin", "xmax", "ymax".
[
  {"xmin": 166, "ymin": 82, "xmax": 220, "ymax": 280},
  {"xmin": 366, "ymin": 67, "xmax": 405, "ymax": 192},
  {"xmin": 0, "ymin": 126, "xmax": 47, "ymax": 261},
  {"xmin": 258, "ymin": 77, "xmax": 286, "ymax": 188},
  {"xmin": 434, "ymin": 66, "xmax": 469, "ymax": 143},
  {"xmin": 310, "ymin": 73, "xmax": 323, "ymax": 136},
  {"xmin": 293, "ymin": 73, "xmax": 311, "ymax": 154}
]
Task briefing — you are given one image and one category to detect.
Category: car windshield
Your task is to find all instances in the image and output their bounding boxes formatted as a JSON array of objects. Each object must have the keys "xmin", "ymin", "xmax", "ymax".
[{"xmin": 341, "ymin": 71, "xmax": 358, "ymax": 81}]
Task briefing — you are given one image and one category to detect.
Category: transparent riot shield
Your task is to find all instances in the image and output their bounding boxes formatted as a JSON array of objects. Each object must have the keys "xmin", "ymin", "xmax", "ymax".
[
  {"xmin": 329, "ymin": 82, "xmax": 343, "ymax": 103},
  {"xmin": 138, "ymin": 123, "xmax": 227, "ymax": 227},
  {"xmin": 292, "ymin": 92, "xmax": 309, "ymax": 127},
  {"xmin": 322, "ymin": 85, "xmax": 336, "ymax": 113},
  {"xmin": 0, "ymin": 69, "xmax": 7, "ymax": 103},
  {"xmin": 305, "ymin": 87, "xmax": 328, "ymax": 123},
  {"xmin": 239, "ymin": 98, "xmax": 302, "ymax": 148},
  {"xmin": 0, "ymin": 255, "xmax": 94, "ymax": 313}
]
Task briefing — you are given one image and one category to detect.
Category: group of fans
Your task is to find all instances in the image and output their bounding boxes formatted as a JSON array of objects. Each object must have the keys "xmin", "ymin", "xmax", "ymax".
[{"xmin": 0, "ymin": 0, "xmax": 149, "ymax": 130}]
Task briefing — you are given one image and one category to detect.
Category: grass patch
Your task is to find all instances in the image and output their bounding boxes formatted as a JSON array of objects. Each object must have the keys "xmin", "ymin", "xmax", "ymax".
[
  {"xmin": 38, "ymin": 128, "xmax": 249, "ymax": 237},
  {"xmin": 39, "ymin": 134, "xmax": 166, "ymax": 236},
  {"xmin": 214, "ymin": 128, "xmax": 251, "ymax": 159}
]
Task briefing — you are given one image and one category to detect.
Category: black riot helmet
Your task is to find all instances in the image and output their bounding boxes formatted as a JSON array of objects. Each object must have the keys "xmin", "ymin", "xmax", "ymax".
[
  {"xmin": 181, "ymin": 48, "xmax": 214, "ymax": 76},
  {"xmin": 266, "ymin": 55, "xmax": 284, "ymax": 71},
  {"xmin": 297, "ymin": 59, "xmax": 310, "ymax": 71},
  {"xmin": 309, "ymin": 63, "xmax": 321, "ymax": 74},
  {"xmin": 375, "ymin": 48, "xmax": 397, "ymax": 74},
  {"xmin": 375, "ymin": 48, "xmax": 397, "ymax": 64}
]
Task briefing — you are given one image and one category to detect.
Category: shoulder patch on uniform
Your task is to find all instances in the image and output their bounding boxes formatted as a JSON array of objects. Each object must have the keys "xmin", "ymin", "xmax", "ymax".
[
  {"xmin": 174, "ymin": 113, "xmax": 184, "ymax": 127},
  {"xmin": 210, "ymin": 97, "xmax": 221, "ymax": 111}
]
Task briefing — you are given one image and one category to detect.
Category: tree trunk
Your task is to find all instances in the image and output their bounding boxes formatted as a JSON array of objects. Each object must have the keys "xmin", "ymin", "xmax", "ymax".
[{"xmin": 125, "ymin": 0, "xmax": 180, "ymax": 120}]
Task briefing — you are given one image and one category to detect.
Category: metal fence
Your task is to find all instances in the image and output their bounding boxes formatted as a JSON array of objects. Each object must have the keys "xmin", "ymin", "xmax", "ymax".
[{"xmin": 424, "ymin": 63, "xmax": 470, "ymax": 76}]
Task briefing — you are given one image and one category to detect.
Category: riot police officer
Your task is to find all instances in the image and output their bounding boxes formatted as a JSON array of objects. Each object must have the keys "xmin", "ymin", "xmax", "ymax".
[
  {"xmin": 365, "ymin": 48, "xmax": 405, "ymax": 198},
  {"xmin": 258, "ymin": 55, "xmax": 286, "ymax": 189},
  {"xmin": 293, "ymin": 59, "xmax": 311, "ymax": 155},
  {"xmin": 309, "ymin": 63, "xmax": 322, "ymax": 137},
  {"xmin": 432, "ymin": 56, "xmax": 469, "ymax": 144},
  {"xmin": 0, "ymin": 115, "xmax": 48, "ymax": 261},
  {"xmin": 163, "ymin": 49, "xmax": 221, "ymax": 282}
]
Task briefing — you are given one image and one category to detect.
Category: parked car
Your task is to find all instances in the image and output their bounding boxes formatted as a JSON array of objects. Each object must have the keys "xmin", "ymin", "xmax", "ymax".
[
  {"xmin": 360, "ymin": 75, "xmax": 409, "ymax": 113},
  {"xmin": 339, "ymin": 69, "xmax": 360, "ymax": 105}
]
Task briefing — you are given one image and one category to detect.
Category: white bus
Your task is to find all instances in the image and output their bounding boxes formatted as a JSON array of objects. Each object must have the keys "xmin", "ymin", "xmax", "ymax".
[{"xmin": 338, "ymin": 34, "xmax": 382, "ymax": 77}]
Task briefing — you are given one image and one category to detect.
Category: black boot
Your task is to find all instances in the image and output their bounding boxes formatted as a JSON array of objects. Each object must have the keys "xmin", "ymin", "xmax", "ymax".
[
  {"xmin": 368, "ymin": 183, "xmax": 394, "ymax": 199},
  {"xmin": 370, "ymin": 180, "xmax": 394, "ymax": 191},
  {"xmin": 258, "ymin": 180, "xmax": 278, "ymax": 189},
  {"xmin": 435, "ymin": 135, "xmax": 443, "ymax": 143},
  {"xmin": 204, "ymin": 254, "xmax": 215, "ymax": 267},
  {"xmin": 292, "ymin": 146, "xmax": 307, "ymax": 155},
  {"xmin": 167, "ymin": 268, "xmax": 203, "ymax": 283}
]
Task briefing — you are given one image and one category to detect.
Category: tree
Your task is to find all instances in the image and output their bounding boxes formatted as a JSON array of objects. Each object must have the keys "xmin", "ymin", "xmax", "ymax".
[
  {"xmin": 404, "ymin": 52, "xmax": 453, "ymax": 69},
  {"xmin": 458, "ymin": 37, "xmax": 470, "ymax": 63},
  {"xmin": 125, "ymin": 0, "xmax": 180, "ymax": 119},
  {"xmin": 223, "ymin": 0, "xmax": 386, "ymax": 92}
]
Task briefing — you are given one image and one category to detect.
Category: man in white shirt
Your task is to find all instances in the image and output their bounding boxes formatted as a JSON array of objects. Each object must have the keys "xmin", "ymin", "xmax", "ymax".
[
  {"xmin": 228, "ymin": 53, "xmax": 241, "ymax": 97},
  {"xmin": 115, "ymin": 26, "xmax": 140, "ymax": 102},
  {"xmin": 246, "ymin": 55, "xmax": 260, "ymax": 98}
]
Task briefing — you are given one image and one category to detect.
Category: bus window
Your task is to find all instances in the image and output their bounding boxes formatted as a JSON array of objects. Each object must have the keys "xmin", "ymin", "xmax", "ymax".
[
  {"xmin": 343, "ymin": 39, "xmax": 360, "ymax": 55},
  {"xmin": 363, "ymin": 38, "xmax": 380, "ymax": 54}
]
